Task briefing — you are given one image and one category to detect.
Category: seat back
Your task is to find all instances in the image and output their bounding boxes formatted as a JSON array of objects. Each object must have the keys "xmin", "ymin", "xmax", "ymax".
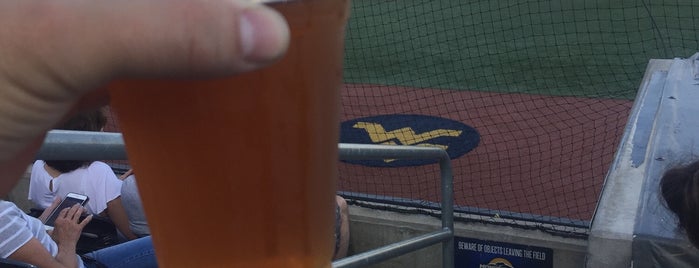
[{"xmin": 0, "ymin": 258, "xmax": 38, "ymax": 268}]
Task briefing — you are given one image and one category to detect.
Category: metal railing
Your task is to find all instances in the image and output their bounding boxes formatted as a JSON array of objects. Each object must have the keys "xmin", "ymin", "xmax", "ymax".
[
  {"xmin": 333, "ymin": 143, "xmax": 454, "ymax": 268},
  {"xmin": 36, "ymin": 130, "xmax": 455, "ymax": 268}
]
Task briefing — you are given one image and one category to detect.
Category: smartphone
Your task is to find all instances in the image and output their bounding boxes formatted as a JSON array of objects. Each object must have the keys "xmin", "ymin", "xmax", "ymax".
[{"xmin": 44, "ymin": 192, "xmax": 89, "ymax": 227}]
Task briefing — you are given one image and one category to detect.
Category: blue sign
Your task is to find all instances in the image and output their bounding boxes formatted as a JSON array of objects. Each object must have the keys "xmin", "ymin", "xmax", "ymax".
[
  {"xmin": 454, "ymin": 237, "xmax": 553, "ymax": 268},
  {"xmin": 340, "ymin": 114, "xmax": 479, "ymax": 167}
]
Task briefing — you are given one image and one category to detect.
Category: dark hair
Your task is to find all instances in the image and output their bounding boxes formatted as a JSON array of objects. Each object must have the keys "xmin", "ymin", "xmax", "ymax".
[
  {"xmin": 660, "ymin": 161, "xmax": 699, "ymax": 247},
  {"xmin": 57, "ymin": 109, "xmax": 107, "ymax": 132},
  {"xmin": 44, "ymin": 109, "xmax": 107, "ymax": 173}
]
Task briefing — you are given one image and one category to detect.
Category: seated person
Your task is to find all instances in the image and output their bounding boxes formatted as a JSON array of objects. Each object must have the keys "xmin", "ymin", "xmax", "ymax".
[
  {"xmin": 0, "ymin": 198, "xmax": 157, "ymax": 267},
  {"xmin": 119, "ymin": 170, "xmax": 351, "ymax": 258},
  {"xmin": 334, "ymin": 195, "xmax": 350, "ymax": 260},
  {"xmin": 119, "ymin": 170, "xmax": 150, "ymax": 237},
  {"xmin": 28, "ymin": 109, "xmax": 137, "ymax": 240},
  {"xmin": 660, "ymin": 160, "xmax": 699, "ymax": 247}
]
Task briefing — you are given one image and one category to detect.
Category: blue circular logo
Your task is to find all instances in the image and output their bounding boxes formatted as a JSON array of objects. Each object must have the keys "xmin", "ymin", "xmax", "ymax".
[{"xmin": 340, "ymin": 114, "xmax": 480, "ymax": 167}]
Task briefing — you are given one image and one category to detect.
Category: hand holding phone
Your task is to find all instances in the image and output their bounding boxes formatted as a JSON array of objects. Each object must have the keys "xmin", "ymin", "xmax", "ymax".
[{"xmin": 44, "ymin": 192, "xmax": 89, "ymax": 228}]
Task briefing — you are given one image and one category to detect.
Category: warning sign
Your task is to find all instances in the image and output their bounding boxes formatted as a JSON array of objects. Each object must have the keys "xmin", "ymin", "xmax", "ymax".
[{"xmin": 454, "ymin": 237, "xmax": 553, "ymax": 268}]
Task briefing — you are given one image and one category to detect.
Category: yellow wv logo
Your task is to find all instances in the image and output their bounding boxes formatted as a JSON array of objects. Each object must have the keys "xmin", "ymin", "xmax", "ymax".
[{"xmin": 353, "ymin": 122, "xmax": 463, "ymax": 162}]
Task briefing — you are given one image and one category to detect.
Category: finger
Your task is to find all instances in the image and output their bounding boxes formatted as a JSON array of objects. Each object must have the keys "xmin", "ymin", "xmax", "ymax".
[
  {"xmin": 107, "ymin": 0, "xmax": 291, "ymax": 78},
  {"xmin": 39, "ymin": 196, "xmax": 63, "ymax": 222},
  {"xmin": 0, "ymin": 0, "xmax": 289, "ymax": 163},
  {"xmin": 79, "ymin": 214, "xmax": 94, "ymax": 228},
  {"xmin": 2, "ymin": 0, "xmax": 289, "ymax": 89},
  {"xmin": 66, "ymin": 204, "xmax": 82, "ymax": 221},
  {"xmin": 59, "ymin": 206, "xmax": 71, "ymax": 218},
  {"xmin": 50, "ymin": 197, "xmax": 62, "ymax": 207}
]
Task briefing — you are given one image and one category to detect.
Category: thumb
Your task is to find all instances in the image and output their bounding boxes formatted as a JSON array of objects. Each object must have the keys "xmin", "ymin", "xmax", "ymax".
[
  {"xmin": 0, "ymin": 0, "xmax": 289, "ymax": 162},
  {"xmin": 1, "ymin": 0, "xmax": 290, "ymax": 90},
  {"xmin": 102, "ymin": 0, "xmax": 291, "ymax": 78},
  {"xmin": 50, "ymin": 197, "xmax": 62, "ymax": 208},
  {"xmin": 38, "ymin": 192, "xmax": 63, "ymax": 222}
]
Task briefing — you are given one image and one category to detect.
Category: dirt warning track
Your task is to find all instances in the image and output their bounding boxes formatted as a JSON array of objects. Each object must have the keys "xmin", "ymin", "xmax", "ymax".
[{"xmin": 338, "ymin": 84, "xmax": 632, "ymax": 221}]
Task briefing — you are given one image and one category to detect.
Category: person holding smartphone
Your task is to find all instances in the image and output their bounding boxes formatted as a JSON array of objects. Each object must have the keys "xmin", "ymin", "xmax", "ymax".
[
  {"xmin": 0, "ymin": 198, "xmax": 157, "ymax": 267},
  {"xmin": 43, "ymin": 193, "xmax": 90, "ymax": 230},
  {"xmin": 29, "ymin": 109, "xmax": 138, "ymax": 241},
  {"xmin": 333, "ymin": 195, "xmax": 350, "ymax": 260}
]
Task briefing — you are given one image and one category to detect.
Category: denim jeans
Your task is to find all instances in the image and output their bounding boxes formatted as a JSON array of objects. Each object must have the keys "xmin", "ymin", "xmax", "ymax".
[{"xmin": 83, "ymin": 236, "xmax": 157, "ymax": 268}]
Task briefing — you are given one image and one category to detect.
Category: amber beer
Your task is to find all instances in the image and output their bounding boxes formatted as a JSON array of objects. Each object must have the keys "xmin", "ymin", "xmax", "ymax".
[{"xmin": 107, "ymin": 0, "xmax": 350, "ymax": 266}]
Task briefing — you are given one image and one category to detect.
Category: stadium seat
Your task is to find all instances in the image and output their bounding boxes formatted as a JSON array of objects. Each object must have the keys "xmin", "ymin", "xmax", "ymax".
[{"xmin": 0, "ymin": 258, "xmax": 37, "ymax": 268}]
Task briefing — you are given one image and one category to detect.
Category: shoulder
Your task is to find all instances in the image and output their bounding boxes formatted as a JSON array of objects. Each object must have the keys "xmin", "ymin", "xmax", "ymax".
[
  {"xmin": 121, "ymin": 175, "xmax": 140, "ymax": 196},
  {"xmin": 85, "ymin": 162, "xmax": 122, "ymax": 194},
  {"xmin": 32, "ymin": 160, "xmax": 44, "ymax": 167},
  {"xmin": 122, "ymin": 175, "xmax": 137, "ymax": 186},
  {"xmin": 31, "ymin": 160, "xmax": 45, "ymax": 172},
  {"xmin": 0, "ymin": 202, "xmax": 53, "ymax": 260},
  {"xmin": 87, "ymin": 161, "xmax": 113, "ymax": 170},
  {"xmin": 0, "ymin": 201, "xmax": 29, "ymax": 228},
  {"xmin": 0, "ymin": 201, "xmax": 19, "ymax": 214},
  {"xmin": 87, "ymin": 162, "xmax": 119, "ymax": 176}
]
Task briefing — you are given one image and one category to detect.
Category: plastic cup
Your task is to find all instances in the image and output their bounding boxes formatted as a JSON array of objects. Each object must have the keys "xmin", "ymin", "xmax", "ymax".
[{"xmin": 107, "ymin": 0, "xmax": 350, "ymax": 266}]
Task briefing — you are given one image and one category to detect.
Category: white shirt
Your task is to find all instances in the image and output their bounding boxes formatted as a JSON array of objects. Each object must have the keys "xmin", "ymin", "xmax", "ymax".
[{"xmin": 28, "ymin": 160, "xmax": 122, "ymax": 215}]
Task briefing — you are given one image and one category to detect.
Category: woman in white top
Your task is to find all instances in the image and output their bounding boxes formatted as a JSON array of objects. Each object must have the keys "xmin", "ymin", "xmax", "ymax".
[
  {"xmin": 28, "ymin": 109, "xmax": 137, "ymax": 240},
  {"xmin": 29, "ymin": 160, "xmax": 122, "ymax": 215}
]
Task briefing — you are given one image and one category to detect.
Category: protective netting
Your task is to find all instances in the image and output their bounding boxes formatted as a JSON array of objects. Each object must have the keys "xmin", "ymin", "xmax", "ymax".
[
  {"xmin": 336, "ymin": 0, "xmax": 699, "ymax": 236},
  {"xmin": 99, "ymin": 0, "xmax": 699, "ymax": 238}
]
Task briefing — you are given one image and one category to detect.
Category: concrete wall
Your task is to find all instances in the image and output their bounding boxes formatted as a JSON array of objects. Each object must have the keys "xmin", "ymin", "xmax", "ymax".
[
  {"xmin": 4, "ymin": 166, "xmax": 33, "ymax": 212},
  {"xmin": 347, "ymin": 205, "xmax": 587, "ymax": 268},
  {"xmin": 585, "ymin": 59, "xmax": 674, "ymax": 268},
  {"xmin": 7, "ymin": 168, "xmax": 586, "ymax": 268}
]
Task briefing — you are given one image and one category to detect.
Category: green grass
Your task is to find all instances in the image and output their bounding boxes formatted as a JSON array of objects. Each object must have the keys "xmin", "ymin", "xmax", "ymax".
[{"xmin": 343, "ymin": 0, "xmax": 699, "ymax": 99}]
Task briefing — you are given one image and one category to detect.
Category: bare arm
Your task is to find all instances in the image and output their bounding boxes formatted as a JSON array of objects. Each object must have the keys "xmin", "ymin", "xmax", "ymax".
[
  {"xmin": 8, "ymin": 238, "xmax": 74, "ymax": 268},
  {"xmin": 118, "ymin": 169, "xmax": 134, "ymax": 180},
  {"xmin": 9, "ymin": 205, "xmax": 91, "ymax": 268},
  {"xmin": 333, "ymin": 196, "xmax": 350, "ymax": 260},
  {"xmin": 38, "ymin": 197, "xmax": 61, "ymax": 223},
  {"xmin": 106, "ymin": 196, "xmax": 138, "ymax": 240}
]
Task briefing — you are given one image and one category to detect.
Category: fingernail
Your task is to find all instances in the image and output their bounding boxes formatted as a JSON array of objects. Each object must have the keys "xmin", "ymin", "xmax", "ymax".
[{"xmin": 239, "ymin": 6, "xmax": 290, "ymax": 64}]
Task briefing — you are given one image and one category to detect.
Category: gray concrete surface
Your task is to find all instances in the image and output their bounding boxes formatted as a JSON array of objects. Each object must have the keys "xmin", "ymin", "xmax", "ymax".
[
  {"xmin": 8, "ymin": 163, "xmax": 587, "ymax": 268},
  {"xmin": 347, "ymin": 205, "xmax": 587, "ymax": 268},
  {"xmin": 5, "ymin": 166, "xmax": 33, "ymax": 212},
  {"xmin": 625, "ymin": 56, "xmax": 699, "ymax": 267},
  {"xmin": 586, "ymin": 58, "xmax": 699, "ymax": 268},
  {"xmin": 585, "ymin": 59, "xmax": 678, "ymax": 267},
  {"xmin": 9, "ymin": 175, "xmax": 587, "ymax": 268}
]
